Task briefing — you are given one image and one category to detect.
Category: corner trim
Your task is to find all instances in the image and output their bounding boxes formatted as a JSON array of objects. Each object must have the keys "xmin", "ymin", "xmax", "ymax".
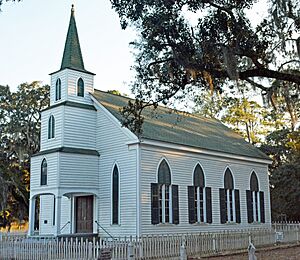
[{"xmin": 32, "ymin": 147, "xmax": 100, "ymax": 157}]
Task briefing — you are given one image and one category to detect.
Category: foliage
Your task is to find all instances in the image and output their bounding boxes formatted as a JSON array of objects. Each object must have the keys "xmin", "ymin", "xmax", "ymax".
[
  {"xmin": 0, "ymin": 82, "xmax": 49, "ymax": 229},
  {"xmin": 0, "ymin": 0, "xmax": 21, "ymax": 9},
  {"xmin": 221, "ymin": 97, "xmax": 285, "ymax": 144},
  {"xmin": 110, "ymin": 0, "xmax": 300, "ymax": 133},
  {"xmin": 107, "ymin": 89, "xmax": 128, "ymax": 97},
  {"xmin": 261, "ymin": 129, "xmax": 300, "ymax": 220}
]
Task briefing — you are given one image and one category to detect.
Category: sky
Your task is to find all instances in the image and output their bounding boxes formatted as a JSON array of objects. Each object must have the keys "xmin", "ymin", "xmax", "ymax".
[
  {"xmin": 0, "ymin": 0, "xmax": 268, "ymax": 96},
  {"xmin": 0, "ymin": 0, "xmax": 136, "ymax": 94}
]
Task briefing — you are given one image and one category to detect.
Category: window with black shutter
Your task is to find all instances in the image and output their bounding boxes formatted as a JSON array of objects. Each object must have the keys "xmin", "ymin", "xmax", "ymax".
[
  {"xmin": 260, "ymin": 191, "xmax": 265, "ymax": 223},
  {"xmin": 188, "ymin": 186, "xmax": 196, "ymax": 224},
  {"xmin": 112, "ymin": 165, "xmax": 119, "ymax": 224},
  {"xmin": 220, "ymin": 168, "xmax": 240, "ymax": 223},
  {"xmin": 219, "ymin": 188, "xmax": 226, "ymax": 224},
  {"xmin": 235, "ymin": 190, "xmax": 241, "ymax": 223},
  {"xmin": 172, "ymin": 185, "xmax": 179, "ymax": 224},
  {"xmin": 151, "ymin": 159, "xmax": 175, "ymax": 224},
  {"xmin": 247, "ymin": 172, "xmax": 265, "ymax": 223},
  {"xmin": 151, "ymin": 183, "xmax": 159, "ymax": 224},
  {"xmin": 206, "ymin": 187, "xmax": 212, "ymax": 223},
  {"xmin": 188, "ymin": 164, "xmax": 212, "ymax": 224},
  {"xmin": 246, "ymin": 190, "xmax": 253, "ymax": 223}
]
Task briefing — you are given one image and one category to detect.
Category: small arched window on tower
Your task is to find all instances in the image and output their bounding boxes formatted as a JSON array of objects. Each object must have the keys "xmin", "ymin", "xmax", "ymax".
[
  {"xmin": 188, "ymin": 164, "xmax": 212, "ymax": 224},
  {"xmin": 219, "ymin": 168, "xmax": 241, "ymax": 224},
  {"xmin": 55, "ymin": 78, "xmax": 61, "ymax": 101},
  {"xmin": 41, "ymin": 158, "xmax": 47, "ymax": 186},
  {"xmin": 77, "ymin": 78, "xmax": 84, "ymax": 97},
  {"xmin": 112, "ymin": 165, "xmax": 119, "ymax": 224},
  {"xmin": 48, "ymin": 115, "xmax": 55, "ymax": 139},
  {"xmin": 246, "ymin": 171, "xmax": 265, "ymax": 223},
  {"xmin": 151, "ymin": 159, "xmax": 179, "ymax": 225}
]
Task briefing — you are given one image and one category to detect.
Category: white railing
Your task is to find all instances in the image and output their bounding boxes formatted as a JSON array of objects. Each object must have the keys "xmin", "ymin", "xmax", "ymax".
[{"xmin": 0, "ymin": 226, "xmax": 300, "ymax": 259}]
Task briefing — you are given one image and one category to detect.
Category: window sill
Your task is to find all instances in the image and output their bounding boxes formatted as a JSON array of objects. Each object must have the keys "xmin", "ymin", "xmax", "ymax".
[
  {"xmin": 250, "ymin": 221, "xmax": 262, "ymax": 224},
  {"xmin": 192, "ymin": 222, "xmax": 209, "ymax": 226},
  {"xmin": 225, "ymin": 222, "xmax": 239, "ymax": 225},
  {"xmin": 156, "ymin": 223, "xmax": 176, "ymax": 227},
  {"xmin": 110, "ymin": 224, "xmax": 121, "ymax": 227}
]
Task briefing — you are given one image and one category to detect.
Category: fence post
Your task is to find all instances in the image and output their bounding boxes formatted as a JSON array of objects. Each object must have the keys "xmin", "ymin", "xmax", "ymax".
[
  {"xmin": 88, "ymin": 241, "xmax": 93, "ymax": 259},
  {"xmin": 180, "ymin": 243, "xmax": 187, "ymax": 260},
  {"xmin": 128, "ymin": 242, "xmax": 134, "ymax": 260},
  {"xmin": 212, "ymin": 234, "xmax": 216, "ymax": 253}
]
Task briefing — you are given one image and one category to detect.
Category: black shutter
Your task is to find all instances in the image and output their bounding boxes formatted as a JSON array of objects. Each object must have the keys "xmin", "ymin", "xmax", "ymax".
[
  {"xmin": 172, "ymin": 185, "xmax": 179, "ymax": 224},
  {"xmin": 205, "ymin": 187, "xmax": 212, "ymax": 223},
  {"xmin": 219, "ymin": 188, "xmax": 226, "ymax": 224},
  {"xmin": 151, "ymin": 183, "xmax": 159, "ymax": 225},
  {"xmin": 188, "ymin": 186, "xmax": 195, "ymax": 224},
  {"xmin": 246, "ymin": 190, "xmax": 253, "ymax": 223},
  {"xmin": 234, "ymin": 189, "xmax": 241, "ymax": 223},
  {"xmin": 260, "ymin": 191, "xmax": 265, "ymax": 223}
]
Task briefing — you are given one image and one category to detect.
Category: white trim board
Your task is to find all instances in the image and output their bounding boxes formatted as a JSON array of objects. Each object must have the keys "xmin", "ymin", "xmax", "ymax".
[{"xmin": 135, "ymin": 139, "xmax": 272, "ymax": 165}]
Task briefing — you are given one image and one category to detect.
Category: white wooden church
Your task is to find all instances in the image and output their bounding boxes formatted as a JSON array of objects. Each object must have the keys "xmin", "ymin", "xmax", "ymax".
[{"xmin": 28, "ymin": 6, "xmax": 272, "ymax": 237}]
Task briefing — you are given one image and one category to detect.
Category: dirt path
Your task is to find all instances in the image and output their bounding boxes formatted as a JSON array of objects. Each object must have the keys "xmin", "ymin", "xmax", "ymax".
[{"xmin": 192, "ymin": 244, "xmax": 300, "ymax": 260}]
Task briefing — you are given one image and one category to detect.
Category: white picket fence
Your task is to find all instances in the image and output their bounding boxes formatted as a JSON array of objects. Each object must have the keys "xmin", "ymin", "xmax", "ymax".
[{"xmin": 0, "ymin": 224, "xmax": 300, "ymax": 260}]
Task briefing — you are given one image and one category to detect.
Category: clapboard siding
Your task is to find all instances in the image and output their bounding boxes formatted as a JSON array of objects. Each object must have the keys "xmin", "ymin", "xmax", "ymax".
[
  {"xmin": 40, "ymin": 106, "xmax": 64, "ymax": 151},
  {"xmin": 96, "ymin": 107, "xmax": 138, "ymax": 237},
  {"xmin": 50, "ymin": 69, "xmax": 94, "ymax": 105},
  {"xmin": 39, "ymin": 195, "xmax": 70, "ymax": 235},
  {"xmin": 63, "ymin": 106, "xmax": 96, "ymax": 149},
  {"xmin": 66, "ymin": 69, "xmax": 94, "ymax": 104},
  {"xmin": 50, "ymin": 71, "xmax": 68, "ymax": 106},
  {"xmin": 139, "ymin": 145, "xmax": 271, "ymax": 235},
  {"xmin": 30, "ymin": 153, "xmax": 58, "ymax": 189},
  {"xmin": 40, "ymin": 195, "xmax": 55, "ymax": 235},
  {"xmin": 59, "ymin": 153, "xmax": 99, "ymax": 189},
  {"xmin": 60, "ymin": 196, "xmax": 71, "ymax": 234}
]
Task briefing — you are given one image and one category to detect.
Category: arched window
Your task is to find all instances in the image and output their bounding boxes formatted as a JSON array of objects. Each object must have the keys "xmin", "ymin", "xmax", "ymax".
[
  {"xmin": 112, "ymin": 165, "xmax": 119, "ymax": 224},
  {"xmin": 188, "ymin": 164, "xmax": 212, "ymax": 224},
  {"xmin": 55, "ymin": 78, "xmax": 61, "ymax": 101},
  {"xmin": 41, "ymin": 159, "xmax": 47, "ymax": 185},
  {"xmin": 48, "ymin": 115, "xmax": 55, "ymax": 139},
  {"xmin": 158, "ymin": 159, "xmax": 171, "ymax": 185},
  {"xmin": 151, "ymin": 159, "xmax": 179, "ymax": 225},
  {"xmin": 219, "ymin": 168, "xmax": 241, "ymax": 224},
  {"xmin": 246, "ymin": 171, "xmax": 265, "ymax": 223},
  {"xmin": 77, "ymin": 78, "xmax": 84, "ymax": 97}
]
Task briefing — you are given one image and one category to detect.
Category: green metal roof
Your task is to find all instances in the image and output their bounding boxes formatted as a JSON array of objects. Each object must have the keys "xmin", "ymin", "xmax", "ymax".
[
  {"xmin": 92, "ymin": 90, "xmax": 270, "ymax": 161},
  {"xmin": 60, "ymin": 6, "xmax": 86, "ymax": 72}
]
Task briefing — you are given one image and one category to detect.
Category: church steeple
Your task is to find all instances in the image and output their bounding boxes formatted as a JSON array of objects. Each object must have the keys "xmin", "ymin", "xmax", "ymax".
[
  {"xmin": 49, "ymin": 5, "xmax": 95, "ymax": 106},
  {"xmin": 61, "ymin": 5, "xmax": 85, "ymax": 72}
]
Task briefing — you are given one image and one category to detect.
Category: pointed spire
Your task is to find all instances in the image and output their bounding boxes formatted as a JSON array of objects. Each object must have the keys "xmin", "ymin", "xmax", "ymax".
[{"xmin": 60, "ymin": 5, "xmax": 85, "ymax": 71}]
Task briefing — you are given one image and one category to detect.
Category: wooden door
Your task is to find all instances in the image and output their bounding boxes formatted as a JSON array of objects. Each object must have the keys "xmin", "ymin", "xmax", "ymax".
[{"xmin": 75, "ymin": 196, "xmax": 93, "ymax": 233}]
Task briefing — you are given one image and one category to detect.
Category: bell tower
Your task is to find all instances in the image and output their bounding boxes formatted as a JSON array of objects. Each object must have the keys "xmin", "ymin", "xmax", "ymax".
[{"xmin": 49, "ymin": 5, "xmax": 95, "ymax": 106}]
